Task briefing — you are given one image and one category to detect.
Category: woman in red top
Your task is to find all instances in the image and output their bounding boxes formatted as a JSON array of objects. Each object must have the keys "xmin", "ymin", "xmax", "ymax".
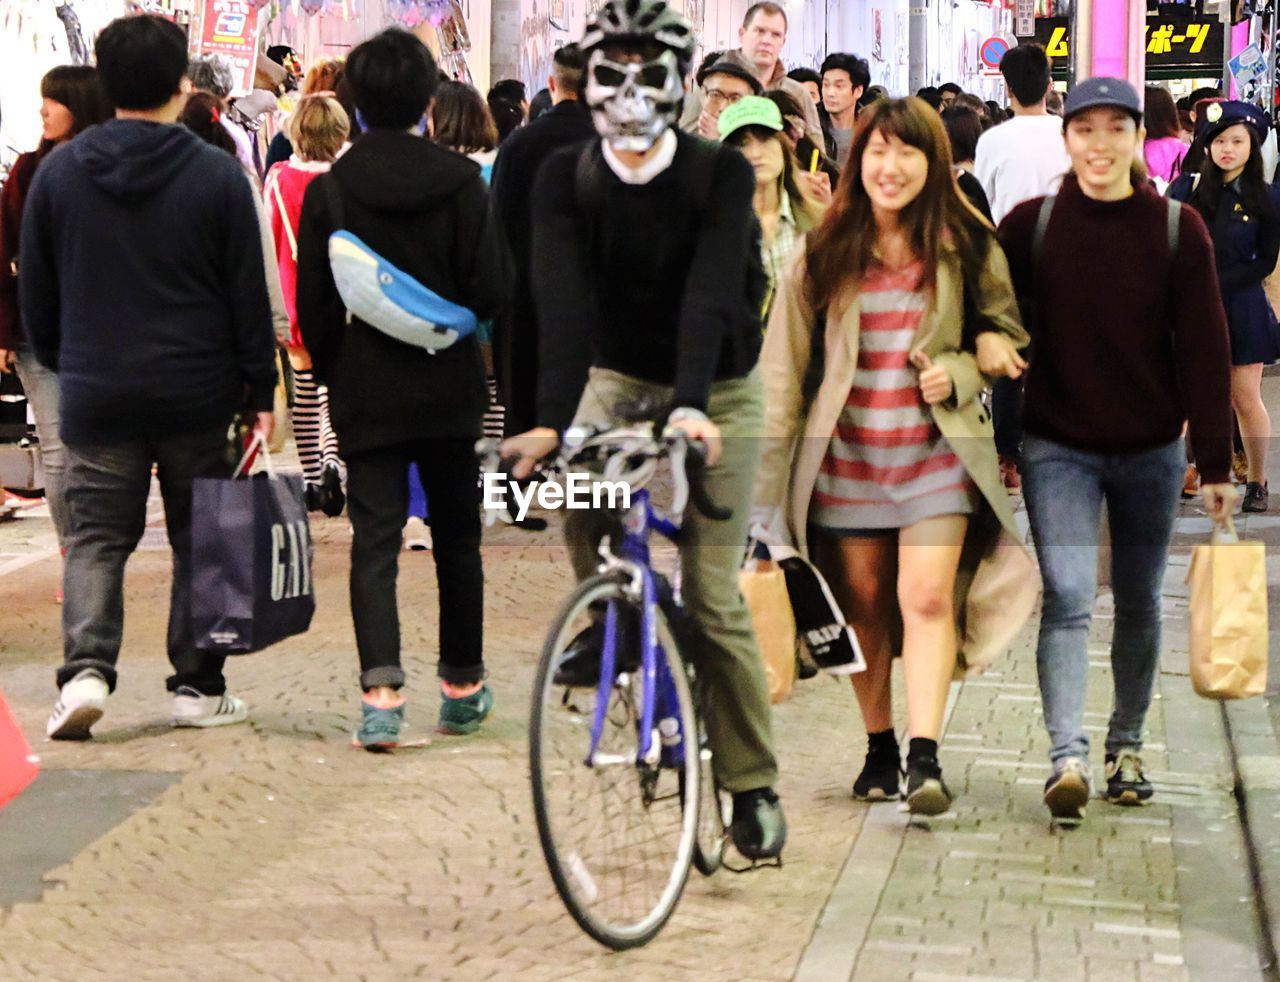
[
  {"xmin": 0, "ymin": 66, "xmax": 113, "ymax": 550},
  {"xmin": 263, "ymin": 94, "xmax": 350, "ymax": 514}
]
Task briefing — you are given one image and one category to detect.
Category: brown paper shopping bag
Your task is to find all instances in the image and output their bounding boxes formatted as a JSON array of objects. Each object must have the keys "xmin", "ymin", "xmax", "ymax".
[
  {"xmin": 740, "ymin": 559, "xmax": 798, "ymax": 704},
  {"xmin": 1186, "ymin": 516, "xmax": 1268, "ymax": 700}
]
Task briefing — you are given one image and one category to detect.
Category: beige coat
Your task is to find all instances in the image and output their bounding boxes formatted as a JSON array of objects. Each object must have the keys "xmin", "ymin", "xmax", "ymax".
[{"xmin": 754, "ymin": 236, "xmax": 1041, "ymax": 677}]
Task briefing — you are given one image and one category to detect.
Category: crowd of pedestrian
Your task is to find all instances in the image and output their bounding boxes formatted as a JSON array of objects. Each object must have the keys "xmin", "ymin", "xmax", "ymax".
[{"xmin": 0, "ymin": 0, "xmax": 1266, "ymax": 865}]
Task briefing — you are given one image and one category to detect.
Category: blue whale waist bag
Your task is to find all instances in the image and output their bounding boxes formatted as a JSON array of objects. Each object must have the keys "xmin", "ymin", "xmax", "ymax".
[{"xmin": 323, "ymin": 177, "xmax": 477, "ymax": 354}]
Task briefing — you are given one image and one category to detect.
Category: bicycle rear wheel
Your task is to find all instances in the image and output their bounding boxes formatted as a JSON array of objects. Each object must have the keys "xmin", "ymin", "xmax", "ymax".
[{"xmin": 530, "ymin": 574, "xmax": 700, "ymax": 950}]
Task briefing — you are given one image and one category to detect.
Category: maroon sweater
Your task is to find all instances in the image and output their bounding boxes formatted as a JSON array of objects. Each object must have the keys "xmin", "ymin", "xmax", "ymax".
[
  {"xmin": 999, "ymin": 175, "xmax": 1233, "ymax": 485},
  {"xmin": 0, "ymin": 146, "xmax": 50, "ymax": 350}
]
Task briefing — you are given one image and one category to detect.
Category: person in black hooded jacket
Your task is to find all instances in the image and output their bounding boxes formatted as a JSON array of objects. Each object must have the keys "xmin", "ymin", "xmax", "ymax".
[
  {"xmin": 19, "ymin": 15, "xmax": 277, "ymax": 740},
  {"xmin": 295, "ymin": 28, "xmax": 512, "ymax": 750}
]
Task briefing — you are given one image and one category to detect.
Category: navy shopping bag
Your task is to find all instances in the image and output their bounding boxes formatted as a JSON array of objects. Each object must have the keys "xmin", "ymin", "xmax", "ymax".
[{"xmin": 191, "ymin": 435, "xmax": 315, "ymax": 653}]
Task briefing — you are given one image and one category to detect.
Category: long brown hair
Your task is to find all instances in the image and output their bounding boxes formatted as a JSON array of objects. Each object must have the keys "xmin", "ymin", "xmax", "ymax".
[{"xmin": 804, "ymin": 96, "xmax": 991, "ymax": 312}]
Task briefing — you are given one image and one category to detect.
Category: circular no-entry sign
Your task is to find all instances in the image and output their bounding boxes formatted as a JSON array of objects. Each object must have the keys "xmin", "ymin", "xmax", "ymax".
[{"xmin": 980, "ymin": 36, "xmax": 1010, "ymax": 70}]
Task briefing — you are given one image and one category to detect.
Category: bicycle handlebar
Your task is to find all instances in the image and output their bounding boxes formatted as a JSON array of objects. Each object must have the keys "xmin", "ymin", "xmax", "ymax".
[{"xmin": 474, "ymin": 427, "xmax": 734, "ymax": 523}]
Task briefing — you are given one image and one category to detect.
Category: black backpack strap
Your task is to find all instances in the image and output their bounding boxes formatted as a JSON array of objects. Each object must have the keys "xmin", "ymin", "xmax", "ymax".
[
  {"xmin": 1166, "ymin": 197, "xmax": 1181, "ymax": 259},
  {"xmin": 1032, "ymin": 194, "xmax": 1055, "ymax": 273},
  {"xmin": 685, "ymin": 136, "xmax": 721, "ymax": 214}
]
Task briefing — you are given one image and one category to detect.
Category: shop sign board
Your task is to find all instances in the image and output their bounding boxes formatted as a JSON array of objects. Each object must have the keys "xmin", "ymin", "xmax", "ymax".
[
  {"xmin": 194, "ymin": 0, "xmax": 261, "ymax": 93},
  {"xmin": 1034, "ymin": 15, "xmax": 1223, "ymax": 78},
  {"xmin": 1229, "ymin": 43, "xmax": 1268, "ymax": 90},
  {"xmin": 1015, "ymin": 0, "xmax": 1035, "ymax": 38}
]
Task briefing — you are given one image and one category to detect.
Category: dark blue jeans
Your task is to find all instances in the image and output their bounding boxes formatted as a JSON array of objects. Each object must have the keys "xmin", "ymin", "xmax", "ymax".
[{"xmin": 1022, "ymin": 434, "xmax": 1184, "ymax": 763}]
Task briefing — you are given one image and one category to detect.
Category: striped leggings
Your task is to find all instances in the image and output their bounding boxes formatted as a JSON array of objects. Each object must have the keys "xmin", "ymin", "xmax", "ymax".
[{"xmin": 292, "ymin": 369, "xmax": 342, "ymax": 485}]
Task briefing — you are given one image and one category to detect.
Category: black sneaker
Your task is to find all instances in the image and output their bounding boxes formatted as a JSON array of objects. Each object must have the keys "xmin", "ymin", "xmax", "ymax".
[
  {"xmin": 852, "ymin": 743, "xmax": 902, "ymax": 802},
  {"xmin": 319, "ymin": 464, "xmax": 346, "ymax": 518},
  {"xmin": 904, "ymin": 756, "xmax": 952, "ymax": 816},
  {"xmin": 551, "ymin": 615, "xmax": 640, "ymax": 687},
  {"xmin": 729, "ymin": 787, "xmax": 787, "ymax": 860},
  {"xmin": 1243, "ymin": 481, "xmax": 1269, "ymax": 514},
  {"xmin": 1105, "ymin": 750, "xmax": 1153, "ymax": 806}
]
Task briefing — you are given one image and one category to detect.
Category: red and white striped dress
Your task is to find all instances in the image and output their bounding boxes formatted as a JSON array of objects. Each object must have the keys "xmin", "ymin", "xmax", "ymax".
[{"xmin": 810, "ymin": 259, "xmax": 976, "ymax": 532}]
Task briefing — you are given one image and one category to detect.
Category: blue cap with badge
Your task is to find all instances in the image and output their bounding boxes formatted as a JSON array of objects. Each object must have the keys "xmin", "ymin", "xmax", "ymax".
[{"xmin": 1194, "ymin": 99, "xmax": 1271, "ymax": 145}]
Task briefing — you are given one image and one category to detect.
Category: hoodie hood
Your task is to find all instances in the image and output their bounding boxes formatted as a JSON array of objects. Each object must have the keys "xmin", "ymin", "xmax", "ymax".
[
  {"xmin": 73, "ymin": 119, "xmax": 206, "ymax": 200},
  {"xmin": 333, "ymin": 129, "xmax": 480, "ymax": 212}
]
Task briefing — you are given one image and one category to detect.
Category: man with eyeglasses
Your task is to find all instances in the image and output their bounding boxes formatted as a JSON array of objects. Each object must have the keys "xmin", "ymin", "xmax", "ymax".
[
  {"xmin": 692, "ymin": 58, "xmax": 761, "ymax": 140},
  {"xmin": 679, "ymin": 1, "xmax": 822, "ymax": 146}
]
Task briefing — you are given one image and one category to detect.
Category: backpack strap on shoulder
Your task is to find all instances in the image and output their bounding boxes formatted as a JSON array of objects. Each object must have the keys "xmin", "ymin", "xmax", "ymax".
[
  {"xmin": 686, "ymin": 136, "xmax": 722, "ymax": 215},
  {"xmin": 1032, "ymin": 194, "xmax": 1056, "ymax": 270},
  {"xmin": 1166, "ymin": 197, "xmax": 1181, "ymax": 258}
]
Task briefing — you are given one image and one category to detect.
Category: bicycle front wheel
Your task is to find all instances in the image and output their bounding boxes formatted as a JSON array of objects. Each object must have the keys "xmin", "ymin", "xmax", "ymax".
[{"xmin": 530, "ymin": 574, "xmax": 700, "ymax": 950}]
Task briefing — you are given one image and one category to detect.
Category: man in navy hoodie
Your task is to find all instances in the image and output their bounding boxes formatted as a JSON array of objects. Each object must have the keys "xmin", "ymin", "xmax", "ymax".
[{"xmin": 19, "ymin": 15, "xmax": 277, "ymax": 740}]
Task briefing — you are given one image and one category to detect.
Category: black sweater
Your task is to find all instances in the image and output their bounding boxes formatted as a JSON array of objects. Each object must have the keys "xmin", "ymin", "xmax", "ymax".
[
  {"xmin": 296, "ymin": 130, "xmax": 512, "ymax": 454},
  {"xmin": 999, "ymin": 175, "xmax": 1232, "ymax": 484},
  {"xmin": 531, "ymin": 131, "xmax": 764, "ymax": 431},
  {"xmin": 19, "ymin": 120, "xmax": 276, "ymax": 444}
]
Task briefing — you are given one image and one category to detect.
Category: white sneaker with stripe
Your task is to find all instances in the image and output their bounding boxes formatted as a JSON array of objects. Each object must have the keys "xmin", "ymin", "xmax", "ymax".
[
  {"xmin": 47, "ymin": 668, "xmax": 110, "ymax": 740},
  {"xmin": 171, "ymin": 687, "xmax": 248, "ymax": 728}
]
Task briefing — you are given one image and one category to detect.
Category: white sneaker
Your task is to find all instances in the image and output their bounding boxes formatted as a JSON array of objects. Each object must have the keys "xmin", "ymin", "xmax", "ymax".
[
  {"xmin": 171, "ymin": 687, "xmax": 248, "ymax": 728},
  {"xmin": 47, "ymin": 669, "xmax": 109, "ymax": 740},
  {"xmin": 403, "ymin": 516, "xmax": 432, "ymax": 552}
]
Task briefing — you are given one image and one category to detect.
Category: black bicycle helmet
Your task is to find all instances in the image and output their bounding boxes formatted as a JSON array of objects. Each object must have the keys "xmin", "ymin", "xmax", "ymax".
[{"xmin": 580, "ymin": 0, "xmax": 696, "ymax": 71}]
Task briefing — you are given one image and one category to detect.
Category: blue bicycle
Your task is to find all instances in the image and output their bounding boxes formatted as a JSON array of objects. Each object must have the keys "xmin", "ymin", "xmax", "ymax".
[{"xmin": 480, "ymin": 424, "xmax": 731, "ymax": 949}]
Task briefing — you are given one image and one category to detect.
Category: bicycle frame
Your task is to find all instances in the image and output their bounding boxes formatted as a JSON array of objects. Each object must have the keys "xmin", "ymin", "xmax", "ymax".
[{"xmin": 586, "ymin": 487, "xmax": 687, "ymax": 771}]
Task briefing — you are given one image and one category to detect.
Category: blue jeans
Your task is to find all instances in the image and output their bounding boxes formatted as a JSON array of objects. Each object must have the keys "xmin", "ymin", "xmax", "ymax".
[
  {"xmin": 14, "ymin": 346, "xmax": 67, "ymax": 544},
  {"xmin": 1022, "ymin": 434, "xmax": 1185, "ymax": 764}
]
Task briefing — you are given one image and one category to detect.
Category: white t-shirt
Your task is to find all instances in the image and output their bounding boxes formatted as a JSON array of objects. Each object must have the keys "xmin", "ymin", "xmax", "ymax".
[{"xmin": 974, "ymin": 114, "xmax": 1071, "ymax": 225}]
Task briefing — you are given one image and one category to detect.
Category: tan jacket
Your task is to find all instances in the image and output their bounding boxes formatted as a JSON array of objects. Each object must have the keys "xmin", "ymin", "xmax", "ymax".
[{"xmin": 754, "ymin": 236, "xmax": 1040, "ymax": 676}]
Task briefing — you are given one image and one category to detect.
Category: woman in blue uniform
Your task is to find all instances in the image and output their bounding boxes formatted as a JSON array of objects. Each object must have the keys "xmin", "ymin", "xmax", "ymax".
[{"xmin": 1170, "ymin": 100, "xmax": 1280, "ymax": 512}]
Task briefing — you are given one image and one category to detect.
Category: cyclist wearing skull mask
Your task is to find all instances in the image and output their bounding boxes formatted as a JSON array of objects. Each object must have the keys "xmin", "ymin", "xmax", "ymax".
[{"xmin": 501, "ymin": 0, "xmax": 785, "ymax": 862}]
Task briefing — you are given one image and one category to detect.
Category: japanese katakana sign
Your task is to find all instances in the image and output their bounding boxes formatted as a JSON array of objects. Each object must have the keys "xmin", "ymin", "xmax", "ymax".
[{"xmin": 1034, "ymin": 15, "xmax": 1224, "ymax": 79}]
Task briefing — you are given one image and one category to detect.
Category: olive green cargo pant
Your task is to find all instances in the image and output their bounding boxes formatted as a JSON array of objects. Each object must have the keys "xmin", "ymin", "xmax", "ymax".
[{"xmin": 563, "ymin": 367, "xmax": 779, "ymax": 793}]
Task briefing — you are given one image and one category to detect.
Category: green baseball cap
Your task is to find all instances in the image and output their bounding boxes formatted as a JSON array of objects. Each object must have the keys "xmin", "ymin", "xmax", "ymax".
[{"xmin": 716, "ymin": 95, "xmax": 784, "ymax": 141}]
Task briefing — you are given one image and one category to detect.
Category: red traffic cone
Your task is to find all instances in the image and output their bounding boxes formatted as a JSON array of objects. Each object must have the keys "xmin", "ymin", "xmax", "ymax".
[{"xmin": 0, "ymin": 691, "xmax": 38, "ymax": 811}]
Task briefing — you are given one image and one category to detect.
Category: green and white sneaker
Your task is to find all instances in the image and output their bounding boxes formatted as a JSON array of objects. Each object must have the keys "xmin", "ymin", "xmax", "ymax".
[
  {"xmin": 354, "ymin": 697, "xmax": 406, "ymax": 751},
  {"xmin": 437, "ymin": 683, "xmax": 494, "ymax": 735}
]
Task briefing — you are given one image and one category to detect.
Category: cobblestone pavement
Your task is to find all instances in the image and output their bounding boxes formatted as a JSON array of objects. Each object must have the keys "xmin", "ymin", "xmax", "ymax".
[{"xmin": 0, "ymin": 486, "xmax": 1272, "ymax": 981}]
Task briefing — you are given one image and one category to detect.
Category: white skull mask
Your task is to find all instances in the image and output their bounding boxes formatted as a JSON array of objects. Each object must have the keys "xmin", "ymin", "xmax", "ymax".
[{"xmin": 585, "ymin": 49, "xmax": 684, "ymax": 152}]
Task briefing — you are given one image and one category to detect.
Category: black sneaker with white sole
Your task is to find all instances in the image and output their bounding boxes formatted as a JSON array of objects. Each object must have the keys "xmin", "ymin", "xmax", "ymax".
[
  {"xmin": 1105, "ymin": 750, "xmax": 1153, "ymax": 806},
  {"xmin": 904, "ymin": 756, "xmax": 952, "ymax": 816},
  {"xmin": 852, "ymin": 744, "xmax": 902, "ymax": 802}
]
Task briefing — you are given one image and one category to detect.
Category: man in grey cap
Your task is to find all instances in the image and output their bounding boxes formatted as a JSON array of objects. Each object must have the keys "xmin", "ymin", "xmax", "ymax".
[{"xmin": 688, "ymin": 58, "xmax": 762, "ymax": 140}]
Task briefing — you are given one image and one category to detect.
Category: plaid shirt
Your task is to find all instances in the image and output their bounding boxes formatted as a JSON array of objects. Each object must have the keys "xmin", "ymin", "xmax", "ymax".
[{"xmin": 761, "ymin": 191, "xmax": 800, "ymax": 322}]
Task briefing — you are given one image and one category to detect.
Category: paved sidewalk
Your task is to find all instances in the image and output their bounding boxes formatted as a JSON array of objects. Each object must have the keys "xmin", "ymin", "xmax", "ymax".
[{"xmin": 0, "ymin": 491, "xmax": 1274, "ymax": 980}]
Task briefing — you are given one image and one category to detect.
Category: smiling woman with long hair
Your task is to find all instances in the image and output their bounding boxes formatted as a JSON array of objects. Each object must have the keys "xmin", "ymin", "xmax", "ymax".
[{"xmin": 754, "ymin": 97, "xmax": 1035, "ymax": 816}]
